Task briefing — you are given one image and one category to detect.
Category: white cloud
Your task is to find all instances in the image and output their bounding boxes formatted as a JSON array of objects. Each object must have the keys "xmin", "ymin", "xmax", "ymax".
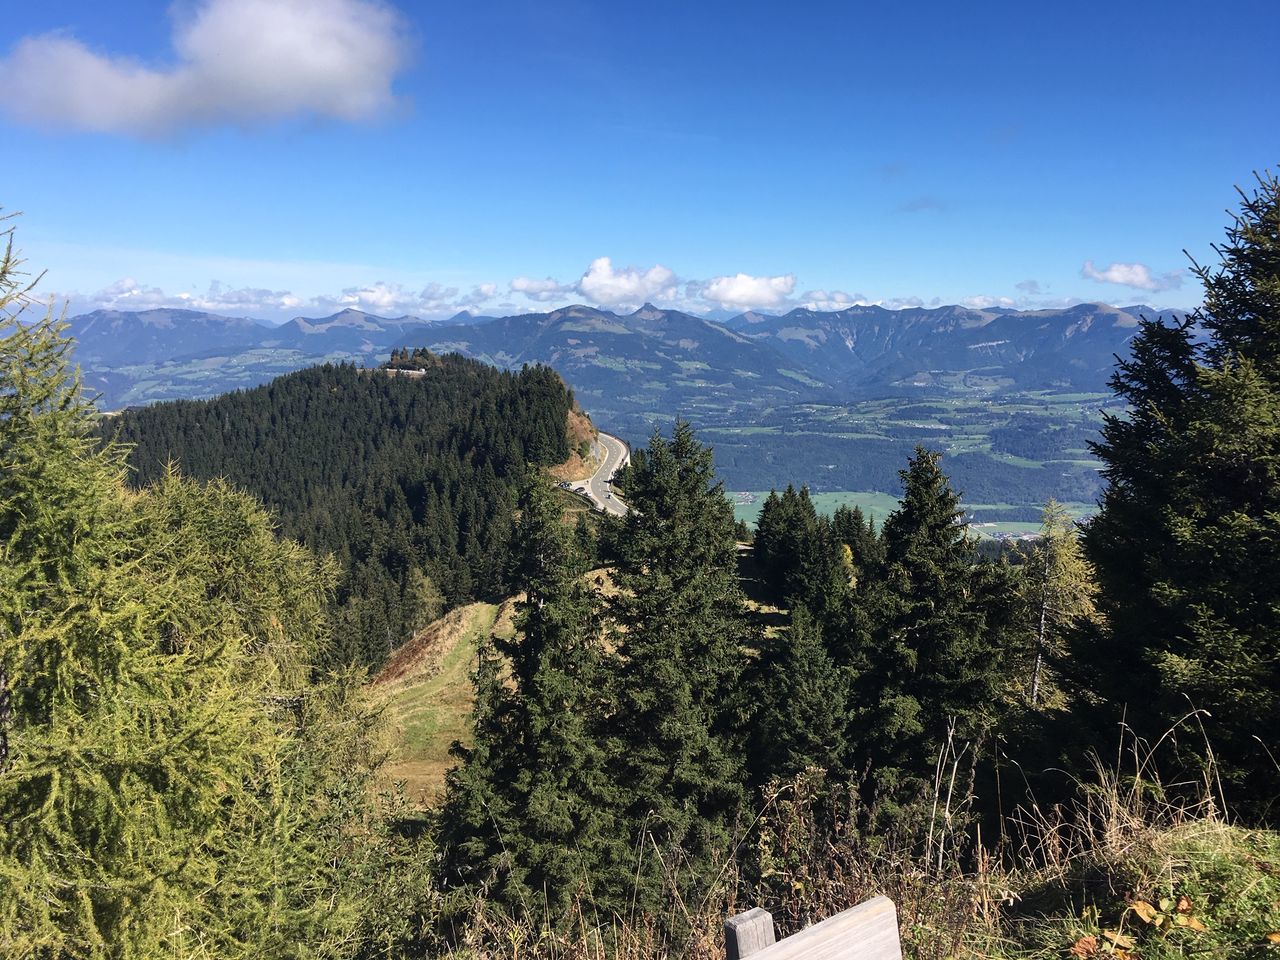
[
  {"xmin": 1015, "ymin": 279, "xmax": 1043, "ymax": 295},
  {"xmin": 314, "ymin": 280, "xmax": 480, "ymax": 316},
  {"xmin": 75, "ymin": 257, "xmax": 1036, "ymax": 322},
  {"xmin": 87, "ymin": 277, "xmax": 302, "ymax": 312},
  {"xmin": 0, "ymin": 0, "xmax": 408, "ymax": 135},
  {"xmin": 799, "ymin": 289, "xmax": 871, "ymax": 311},
  {"xmin": 510, "ymin": 276, "xmax": 575, "ymax": 302},
  {"xmin": 886, "ymin": 296, "xmax": 931, "ymax": 309},
  {"xmin": 576, "ymin": 257, "xmax": 677, "ymax": 308},
  {"xmin": 78, "ymin": 277, "xmax": 482, "ymax": 318},
  {"xmin": 960, "ymin": 295, "xmax": 1016, "ymax": 309},
  {"xmin": 701, "ymin": 272, "xmax": 796, "ymax": 310},
  {"xmin": 1081, "ymin": 260, "xmax": 1183, "ymax": 292}
]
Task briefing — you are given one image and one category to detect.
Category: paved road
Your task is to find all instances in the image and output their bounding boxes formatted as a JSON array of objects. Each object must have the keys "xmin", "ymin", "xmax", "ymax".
[{"xmin": 574, "ymin": 432, "xmax": 629, "ymax": 515}]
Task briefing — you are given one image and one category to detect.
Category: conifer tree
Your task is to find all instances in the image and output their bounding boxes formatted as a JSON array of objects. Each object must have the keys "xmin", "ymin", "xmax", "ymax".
[
  {"xmin": 603, "ymin": 421, "xmax": 753, "ymax": 911},
  {"xmin": 831, "ymin": 503, "xmax": 883, "ymax": 579},
  {"xmin": 750, "ymin": 606, "xmax": 847, "ymax": 783},
  {"xmin": 0, "ymin": 232, "xmax": 426, "ymax": 954},
  {"xmin": 1082, "ymin": 172, "xmax": 1280, "ymax": 813},
  {"xmin": 440, "ymin": 473, "xmax": 611, "ymax": 917},
  {"xmin": 840, "ymin": 448, "xmax": 1018, "ymax": 800},
  {"xmin": 753, "ymin": 485, "xmax": 847, "ymax": 612}
]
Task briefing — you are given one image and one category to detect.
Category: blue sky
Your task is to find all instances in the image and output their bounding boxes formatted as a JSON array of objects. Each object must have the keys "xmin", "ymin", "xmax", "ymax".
[{"xmin": 2, "ymin": 0, "xmax": 1277, "ymax": 321}]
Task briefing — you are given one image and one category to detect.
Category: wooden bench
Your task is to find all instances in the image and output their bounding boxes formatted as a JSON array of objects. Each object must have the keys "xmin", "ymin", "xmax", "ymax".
[{"xmin": 724, "ymin": 897, "xmax": 902, "ymax": 960}]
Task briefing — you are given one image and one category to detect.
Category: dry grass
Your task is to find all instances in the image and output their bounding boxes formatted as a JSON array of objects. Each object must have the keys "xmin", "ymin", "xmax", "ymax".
[
  {"xmin": 373, "ymin": 602, "xmax": 497, "ymax": 805},
  {"xmin": 549, "ymin": 406, "xmax": 601, "ymax": 482},
  {"xmin": 420, "ymin": 726, "xmax": 1280, "ymax": 960}
]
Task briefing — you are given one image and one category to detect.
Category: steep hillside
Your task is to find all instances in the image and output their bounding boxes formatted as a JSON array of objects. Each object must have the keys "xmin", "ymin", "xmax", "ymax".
[{"xmin": 373, "ymin": 600, "xmax": 518, "ymax": 804}]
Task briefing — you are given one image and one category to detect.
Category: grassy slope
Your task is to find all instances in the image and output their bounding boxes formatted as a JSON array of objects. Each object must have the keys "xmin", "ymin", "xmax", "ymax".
[
  {"xmin": 372, "ymin": 547, "xmax": 783, "ymax": 808},
  {"xmin": 372, "ymin": 414, "xmax": 601, "ymax": 806},
  {"xmin": 372, "ymin": 600, "xmax": 518, "ymax": 805}
]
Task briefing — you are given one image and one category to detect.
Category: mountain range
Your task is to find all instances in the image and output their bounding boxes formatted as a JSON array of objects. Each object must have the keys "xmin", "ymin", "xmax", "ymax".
[
  {"xmin": 400, "ymin": 301, "xmax": 1172, "ymax": 422},
  {"xmin": 67, "ymin": 300, "xmax": 1175, "ymax": 411},
  {"xmin": 66, "ymin": 300, "xmax": 1185, "ymax": 507}
]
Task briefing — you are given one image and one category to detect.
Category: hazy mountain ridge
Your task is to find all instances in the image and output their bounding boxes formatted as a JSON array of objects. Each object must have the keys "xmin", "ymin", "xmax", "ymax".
[
  {"xmin": 65, "ymin": 306, "xmax": 439, "ymax": 406},
  {"xmin": 400, "ymin": 303, "xmax": 826, "ymax": 422},
  {"xmin": 65, "ymin": 300, "xmax": 1185, "ymax": 410},
  {"xmin": 722, "ymin": 301, "xmax": 1179, "ymax": 391},
  {"xmin": 65, "ymin": 299, "xmax": 1184, "ymax": 507}
]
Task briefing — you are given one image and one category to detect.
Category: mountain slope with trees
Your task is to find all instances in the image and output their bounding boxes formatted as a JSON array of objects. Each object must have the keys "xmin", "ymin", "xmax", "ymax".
[
  {"xmin": 106, "ymin": 355, "xmax": 576, "ymax": 669},
  {"xmin": 63, "ymin": 297, "xmax": 1181, "ymax": 510}
]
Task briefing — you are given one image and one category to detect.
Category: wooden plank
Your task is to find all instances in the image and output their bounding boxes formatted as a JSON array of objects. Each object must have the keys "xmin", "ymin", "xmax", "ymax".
[
  {"xmin": 725, "ymin": 907, "xmax": 777, "ymax": 960},
  {"xmin": 741, "ymin": 897, "xmax": 901, "ymax": 960}
]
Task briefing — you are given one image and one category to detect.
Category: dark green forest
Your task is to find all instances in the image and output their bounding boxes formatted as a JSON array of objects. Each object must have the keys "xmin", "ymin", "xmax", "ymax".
[
  {"xmin": 105, "ymin": 355, "xmax": 574, "ymax": 668},
  {"xmin": 4, "ymin": 174, "xmax": 1280, "ymax": 957}
]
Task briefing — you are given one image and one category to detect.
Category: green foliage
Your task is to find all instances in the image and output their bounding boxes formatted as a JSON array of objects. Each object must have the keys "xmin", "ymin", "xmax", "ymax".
[
  {"xmin": 1082, "ymin": 172, "xmax": 1280, "ymax": 816},
  {"xmin": 439, "ymin": 474, "xmax": 612, "ymax": 919},
  {"xmin": 754, "ymin": 485, "xmax": 850, "ymax": 614},
  {"xmin": 0, "ymin": 249, "xmax": 434, "ymax": 957},
  {"xmin": 830, "ymin": 503, "xmax": 883, "ymax": 580},
  {"xmin": 750, "ymin": 607, "xmax": 847, "ymax": 782},
  {"xmin": 1014, "ymin": 499, "xmax": 1096, "ymax": 707}
]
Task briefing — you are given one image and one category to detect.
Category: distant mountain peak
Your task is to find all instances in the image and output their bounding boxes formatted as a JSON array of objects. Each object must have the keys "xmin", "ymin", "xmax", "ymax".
[{"xmin": 630, "ymin": 302, "xmax": 667, "ymax": 321}]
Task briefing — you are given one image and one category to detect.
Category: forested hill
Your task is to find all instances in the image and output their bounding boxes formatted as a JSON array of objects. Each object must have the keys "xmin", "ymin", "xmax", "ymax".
[{"xmin": 106, "ymin": 356, "xmax": 575, "ymax": 668}]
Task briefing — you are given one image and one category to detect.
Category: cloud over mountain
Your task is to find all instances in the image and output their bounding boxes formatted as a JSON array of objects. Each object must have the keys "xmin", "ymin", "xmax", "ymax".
[
  {"xmin": 59, "ymin": 249, "xmax": 1194, "ymax": 323},
  {"xmin": 0, "ymin": 0, "xmax": 408, "ymax": 135},
  {"xmin": 576, "ymin": 257, "xmax": 678, "ymax": 307},
  {"xmin": 701, "ymin": 272, "xmax": 796, "ymax": 309}
]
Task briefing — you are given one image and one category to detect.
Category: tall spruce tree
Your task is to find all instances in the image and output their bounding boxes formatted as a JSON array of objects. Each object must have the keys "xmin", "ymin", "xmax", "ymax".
[
  {"xmin": 603, "ymin": 421, "xmax": 753, "ymax": 912},
  {"xmin": 839, "ymin": 448, "xmax": 1018, "ymax": 802},
  {"xmin": 439, "ymin": 474, "xmax": 612, "ymax": 917},
  {"xmin": 1082, "ymin": 172, "xmax": 1280, "ymax": 815}
]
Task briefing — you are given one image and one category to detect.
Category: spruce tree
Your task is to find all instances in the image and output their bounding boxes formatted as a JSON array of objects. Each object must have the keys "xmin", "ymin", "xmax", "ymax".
[
  {"xmin": 831, "ymin": 504, "xmax": 883, "ymax": 580},
  {"xmin": 750, "ymin": 606, "xmax": 847, "ymax": 783},
  {"xmin": 840, "ymin": 448, "xmax": 1018, "ymax": 801},
  {"xmin": 602, "ymin": 421, "xmax": 753, "ymax": 912},
  {"xmin": 753, "ymin": 485, "xmax": 847, "ymax": 612},
  {"xmin": 439, "ymin": 473, "xmax": 612, "ymax": 917},
  {"xmin": 1082, "ymin": 172, "xmax": 1280, "ymax": 814}
]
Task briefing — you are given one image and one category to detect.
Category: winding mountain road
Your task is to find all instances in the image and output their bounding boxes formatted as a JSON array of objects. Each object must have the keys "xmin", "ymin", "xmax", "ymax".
[{"xmin": 574, "ymin": 432, "xmax": 629, "ymax": 516}]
